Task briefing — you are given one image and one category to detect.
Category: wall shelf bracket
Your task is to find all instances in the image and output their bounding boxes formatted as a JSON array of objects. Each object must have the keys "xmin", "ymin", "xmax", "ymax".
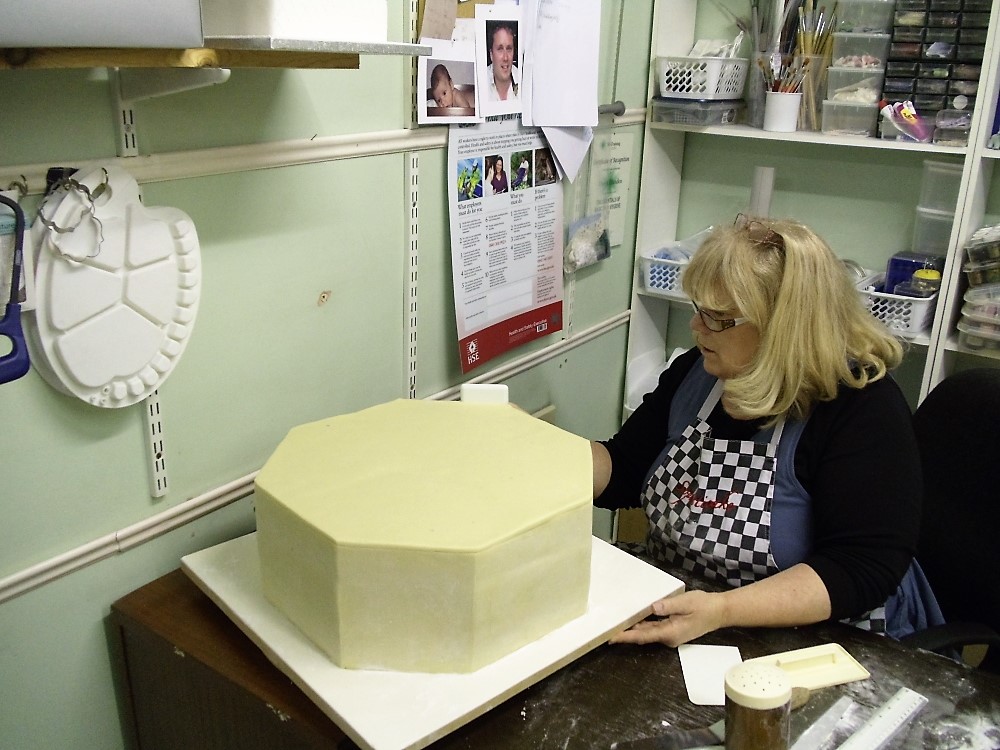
[{"xmin": 109, "ymin": 67, "xmax": 231, "ymax": 157}]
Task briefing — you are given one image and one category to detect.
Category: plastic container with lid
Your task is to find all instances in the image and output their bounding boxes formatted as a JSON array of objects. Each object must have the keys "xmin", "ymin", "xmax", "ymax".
[
  {"xmin": 912, "ymin": 206, "xmax": 955, "ymax": 253},
  {"xmin": 822, "ymin": 100, "xmax": 879, "ymax": 135},
  {"xmin": 724, "ymin": 662, "xmax": 791, "ymax": 750},
  {"xmin": 964, "ymin": 225, "xmax": 1000, "ymax": 262},
  {"xmin": 827, "ymin": 68, "xmax": 884, "ymax": 102},
  {"xmin": 963, "ymin": 258, "xmax": 1000, "ymax": 286},
  {"xmin": 832, "ymin": 32, "xmax": 891, "ymax": 68},
  {"xmin": 885, "ymin": 251, "xmax": 945, "ymax": 294},
  {"xmin": 933, "ymin": 127, "xmax": 970, "ymax": 146},
  {"xmin": 650, "ymin": 97, "xmax": 745, "ymax": 125},
  {"xmin": 919, "ymin": 159, "xmax": 963, "ymax": 212},
  {"xmin": 964, "ymin": 282, "xmax": 1000, "ymax": 319},
  {"xmin": 962, "ymin": 300, "xmax": 1000, "ymax": 324},
  {"xmin": 895, "ymin": 268, "xmax": 942, "ymax": 297},
  {"xmin": 836, "ymin": 0, "xmax": 896, "ymax": 32},
  {"xmin": 958, "ymin": 315, "xmax": 1000, "ymax": 340},
  {"xmin": 957, "ymin": 319, "xmax": 1000, "ymax": 355}
]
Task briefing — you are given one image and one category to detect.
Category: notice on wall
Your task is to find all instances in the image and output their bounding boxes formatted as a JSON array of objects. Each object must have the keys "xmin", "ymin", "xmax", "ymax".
[
  {"xmin": 448, "ymin": 118, "xmax": 563, "ymax": 373},
  {"xmin": 587, "ymin": 131, "xmax": 634, "ymax": 248}
]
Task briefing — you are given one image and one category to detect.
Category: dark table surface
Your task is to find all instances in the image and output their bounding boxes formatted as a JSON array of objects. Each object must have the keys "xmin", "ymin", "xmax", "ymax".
[{"xmin": 111, "ymin": 566, "xmax": 1000, "ymax": 750}]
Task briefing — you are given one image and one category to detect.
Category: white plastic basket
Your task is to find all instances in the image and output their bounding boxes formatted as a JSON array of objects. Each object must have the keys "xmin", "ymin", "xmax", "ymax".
[
  {"xmin": 640, "ymin": 253, "xmax": 689, "ymax": 299},
  {"xmin": 640, "ymin": 227, "xmax": 715, "ymax": 300},
  {"xmin": 858, "ymin": 273, "xmax": 937, "ymax": 335},
  {"xmin": 657, "ymin": 56, "xmax": 749, "ymax": 100}
]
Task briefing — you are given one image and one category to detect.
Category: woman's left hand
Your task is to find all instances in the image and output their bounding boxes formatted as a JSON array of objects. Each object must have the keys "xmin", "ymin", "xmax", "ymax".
[{"xmin": 609, "ymin": 590, "xmax": 726, "ymax": 648}]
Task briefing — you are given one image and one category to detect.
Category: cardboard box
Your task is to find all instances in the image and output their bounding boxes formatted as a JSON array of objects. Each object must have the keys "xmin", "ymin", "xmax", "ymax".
[
  {"xmin": 201, "ymin": 0, "xmax": 387, "ymax": 43},
  {"xmin": 0, "ymin": 0, "xmax": 203, "ymax": 48}
]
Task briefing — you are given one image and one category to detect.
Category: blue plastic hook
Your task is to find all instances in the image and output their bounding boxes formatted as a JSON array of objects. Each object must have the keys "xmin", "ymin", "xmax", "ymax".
[{"xmin": 0, "ymin": 194, "xmax": 30, "ymax": 384}]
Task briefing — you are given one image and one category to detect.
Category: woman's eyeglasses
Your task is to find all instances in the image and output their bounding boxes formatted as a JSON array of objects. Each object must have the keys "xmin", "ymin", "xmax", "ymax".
[
  {"xmin": 734, "ymin": 213, "xmax": 785, "ymax": 254},
  {"xmin": 691, "ymin": 301, "xmax": 748, "ymax": 332}
]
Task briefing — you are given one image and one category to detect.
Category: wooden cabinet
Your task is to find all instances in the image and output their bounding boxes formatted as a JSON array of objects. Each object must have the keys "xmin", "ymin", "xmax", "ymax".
[{"xmin": 627, "ymin": 0, "xmax": 1000, "ymax": 415}]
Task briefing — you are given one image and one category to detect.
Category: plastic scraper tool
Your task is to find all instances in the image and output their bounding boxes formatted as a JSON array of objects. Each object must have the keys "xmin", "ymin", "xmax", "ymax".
[{"xmin": 0, "ymin": 194, "xmax": 29, "ymax": 384}]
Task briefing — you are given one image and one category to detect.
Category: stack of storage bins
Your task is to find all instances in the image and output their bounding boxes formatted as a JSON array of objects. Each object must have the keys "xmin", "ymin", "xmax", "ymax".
[
  {"xmin": 822, "ymin": 1, "xmax": 894, "ymax": 136},
  {"xmin": 959, "ymin": 225, "xmax": 1000, "ymax": 355},
  {"xmin": 650, "ymin": 57, "xmax": 748, "ymax": 126},
  {"xmin": 881, "ymin": 0, "xmax": 991, "ymax": 143},
  {"xmin": 913, "ymin": 159, "xmax": 962, "ymax": 255}
]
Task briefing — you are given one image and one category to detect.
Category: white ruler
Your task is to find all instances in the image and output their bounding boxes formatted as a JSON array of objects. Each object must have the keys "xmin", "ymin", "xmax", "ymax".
[
  {"xmin": 790, "ymin": 695, "xmax": 855, "ymax": 750},
  {"xmin": 837, "ymin": 687, "xmax": 928, "ymax": 750}
]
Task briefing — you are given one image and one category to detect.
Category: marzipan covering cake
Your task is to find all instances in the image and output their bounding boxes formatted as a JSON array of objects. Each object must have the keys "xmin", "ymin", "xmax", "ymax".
[{"xmin": 255, "ymin": 398, "xmax": 593, "ymax": 673}]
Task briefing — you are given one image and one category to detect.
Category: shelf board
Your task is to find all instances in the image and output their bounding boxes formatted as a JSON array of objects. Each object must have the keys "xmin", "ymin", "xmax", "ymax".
[
  {"xmin": 943, "ymin": 333, "xmax": 1000, "ymax": 358},
  {"xmin": 1, "ymin": 38, "xmax": 429, "ymax": 70},
  {"xmin": 637, "ymin": 289, "xmax": 687, "ymax": 303},
  {"xmin": 205, "ymin": 36, "xmax": 430, "ymax": 56},
  {"xmin": 649, "ymin": 121, "xmax": 968, "ymax": 155}
]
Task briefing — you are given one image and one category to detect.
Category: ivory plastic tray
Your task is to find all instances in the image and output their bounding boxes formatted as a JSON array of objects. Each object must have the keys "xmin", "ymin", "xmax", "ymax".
[
  {"xmin": 744, "ymin": 643, "xmax": 871, "ymax": 690},
  {"xmin": 181, "ymin": 533, "xmax": 684, "ymax": 750}
]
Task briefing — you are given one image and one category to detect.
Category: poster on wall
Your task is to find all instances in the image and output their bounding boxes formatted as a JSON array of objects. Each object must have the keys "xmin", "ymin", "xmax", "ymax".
[
  {"xmin": 447, "ymin": 118, "xmax": 563, "ymax": 373},
  {"xmin": 587, "ymin": 131, "xmax": 634, "ymax": 248}
]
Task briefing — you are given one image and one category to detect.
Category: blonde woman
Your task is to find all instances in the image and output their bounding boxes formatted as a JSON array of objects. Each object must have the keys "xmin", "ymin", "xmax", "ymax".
[{"xmin": 594, "ymin": 216, "xmax": 943, "ymax": 647}]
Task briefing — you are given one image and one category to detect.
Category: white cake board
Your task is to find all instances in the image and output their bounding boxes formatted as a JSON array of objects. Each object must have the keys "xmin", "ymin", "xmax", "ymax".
[{"xmin": 181, "ymin": 533, "xmax": 684, "ymax": 750}]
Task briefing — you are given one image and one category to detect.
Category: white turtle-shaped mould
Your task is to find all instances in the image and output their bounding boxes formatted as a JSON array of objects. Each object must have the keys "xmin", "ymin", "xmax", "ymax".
[{"xmin": 28, "ymin": 165, "xmax": 200, "ymax": 408}]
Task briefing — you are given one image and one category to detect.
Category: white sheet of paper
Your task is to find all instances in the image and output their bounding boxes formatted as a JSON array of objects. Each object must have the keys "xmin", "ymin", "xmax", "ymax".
[
  {"xmin": 518, "ymin": 0, "xmax": 538, "ymax": 125},
  {"xmin": 541, "ymin": 125, "xmax": 593, "ymax": 183},
  {"xmin": 527, "ymin": 0, "xmax": 600, "ymax": 126},
  {"xmin": 587, "ymin": 131, "xmax": 634, "ymax": 247},
  {"xmin": 678, "ymin": 644, "xmax": 743, "ymax": 706}
]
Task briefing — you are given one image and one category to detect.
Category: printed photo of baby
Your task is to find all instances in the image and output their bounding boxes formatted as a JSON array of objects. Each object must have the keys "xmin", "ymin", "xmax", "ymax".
[{"xmin": 423, "ymin": 58, "xmax": 478, "ymax": 122}]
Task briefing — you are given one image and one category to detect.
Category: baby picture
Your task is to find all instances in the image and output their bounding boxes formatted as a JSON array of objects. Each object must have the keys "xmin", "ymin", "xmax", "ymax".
[
  {"xmin": 420, "ymin": 56, "xmax": 479, "ymax": 124},
  {"xmin": 430, "ymin": 63, "xmax": 475, "ymax": 110}
]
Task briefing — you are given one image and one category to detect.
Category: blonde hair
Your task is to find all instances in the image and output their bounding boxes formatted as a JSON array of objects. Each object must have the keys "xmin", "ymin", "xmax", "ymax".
[{"xmin": 681, "ymin": 217, "xmax": 904, "ymax": 423}]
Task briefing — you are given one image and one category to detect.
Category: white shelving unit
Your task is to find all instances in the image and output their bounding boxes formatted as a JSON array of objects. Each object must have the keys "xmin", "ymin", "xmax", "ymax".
[
  {"xmin": 626, "ymin": 0, "xmax": 1000, "ymax": 418},
  {"xmin": 925, "ymin": 3, "xmax": 1000, "ymax": 386}
]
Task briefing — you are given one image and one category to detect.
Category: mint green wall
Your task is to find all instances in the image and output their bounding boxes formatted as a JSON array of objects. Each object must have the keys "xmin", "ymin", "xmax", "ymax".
[{"xmin": 0, "ymin": 3, "xmax": 654, "ymax": 749}]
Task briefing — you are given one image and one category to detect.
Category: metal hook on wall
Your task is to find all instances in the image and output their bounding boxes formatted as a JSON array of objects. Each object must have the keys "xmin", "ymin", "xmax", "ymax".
[{"xmin": 5, "ymin": 176, "xmax": 28, "ymax": 198}]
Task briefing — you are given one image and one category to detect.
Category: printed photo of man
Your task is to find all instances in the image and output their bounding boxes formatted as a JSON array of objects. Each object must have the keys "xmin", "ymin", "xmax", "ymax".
[{"xmin": 485, "ymin": 20, "xmax": 519, "ymax": 103}]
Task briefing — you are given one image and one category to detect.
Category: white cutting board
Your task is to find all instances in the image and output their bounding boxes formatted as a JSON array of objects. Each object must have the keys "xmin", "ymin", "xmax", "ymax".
[{"xmin": 181, "ymin": 533, "xmax": 684, "ymax": 750}]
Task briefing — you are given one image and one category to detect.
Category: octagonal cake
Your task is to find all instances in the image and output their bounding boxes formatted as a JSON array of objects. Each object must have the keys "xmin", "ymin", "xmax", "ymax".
[{"xmin": 254, "ymin": 398, "xmax": 593, "ymax": 673}]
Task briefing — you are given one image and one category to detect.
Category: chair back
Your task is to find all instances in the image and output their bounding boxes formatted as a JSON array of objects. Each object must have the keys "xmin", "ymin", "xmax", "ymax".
[{"xmin": 913, "ymin": 367, "xmax": 1000, "ymax": 671}]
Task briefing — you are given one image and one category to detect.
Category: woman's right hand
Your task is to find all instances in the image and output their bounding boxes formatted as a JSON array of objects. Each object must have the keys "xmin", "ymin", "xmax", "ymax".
[{"xmin": 609, "ymin": 590, "xmax": 727, "ymax": 647}]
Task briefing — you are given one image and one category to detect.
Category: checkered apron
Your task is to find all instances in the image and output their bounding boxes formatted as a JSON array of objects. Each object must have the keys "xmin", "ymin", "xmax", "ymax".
[
  {"xmin": 642, "ymin": 377, "xmax": 886, "ymax": 633},
  {"xmin": 643, "ymin": 382, "xmax": 782, "ymax": 587}
]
